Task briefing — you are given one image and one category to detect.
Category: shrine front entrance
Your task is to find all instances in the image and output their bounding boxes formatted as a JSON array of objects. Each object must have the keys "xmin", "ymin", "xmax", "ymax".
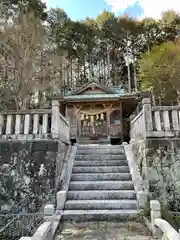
[
  {"xmin": 80, "ymin": 113, "xmax": 108, "ymax": 139},
  {"xmin": 78, "ymin": 103, "xmax": 110, "ymax": 139}
]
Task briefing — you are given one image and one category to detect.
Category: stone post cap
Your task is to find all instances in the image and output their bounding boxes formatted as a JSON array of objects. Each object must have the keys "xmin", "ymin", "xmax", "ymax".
[
  {"xmin": 51, "ymin": 100, "xmax": 59, "ymax": 106},
  {"xmin": 142, "ymin": 98, "xmax": 151, "ymax": 105},
  {"xmin": 150, "ymin": 200, "xmax": 161, "ymax": 211},
  {"xmin": 44, "ymin": 204, "xmax": 55, "ymax": 216}
]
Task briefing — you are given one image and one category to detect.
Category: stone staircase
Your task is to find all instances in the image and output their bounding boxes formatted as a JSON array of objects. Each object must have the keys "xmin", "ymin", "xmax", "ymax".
[{"xmin": 62, "ymin": 144, "xmax": 140, "ymax": 221}]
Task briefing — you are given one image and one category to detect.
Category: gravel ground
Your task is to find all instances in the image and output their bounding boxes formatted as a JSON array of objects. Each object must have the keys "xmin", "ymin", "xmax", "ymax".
[{"xmin": 55, "ymin": 221, "xmax": 152, "ymax": 240}]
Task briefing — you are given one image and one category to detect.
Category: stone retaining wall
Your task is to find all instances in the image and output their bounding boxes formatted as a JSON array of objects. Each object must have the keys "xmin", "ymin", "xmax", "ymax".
[
  {"xmin": 131, "ymin": 138, "xmax": 180, "ymax": 210},
  {"xmin": 0, "ymin": 140, "xmax": 69, "ymax": 214}
]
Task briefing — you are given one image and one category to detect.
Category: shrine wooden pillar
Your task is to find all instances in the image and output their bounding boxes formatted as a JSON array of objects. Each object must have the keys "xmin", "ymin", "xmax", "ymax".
[
  {"xmin": 73, "ymin": 105, "xmax": 80, "ymax": 141},
  {"xmin": 120, "ymin": 100, "xmax": 124, "ymax": 143},
  {"xmin": 106, "ymin": 108, "xmax": 111, "ymax": 141}
]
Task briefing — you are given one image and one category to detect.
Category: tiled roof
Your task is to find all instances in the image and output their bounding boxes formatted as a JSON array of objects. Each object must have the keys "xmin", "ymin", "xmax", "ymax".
[
  {"xmin": 64, "ymin": 94, "xmax": 121, "ymax": 100},
  {"xmin": 63, "ymin": 91, "xmax": 139, "ymax": 101}
]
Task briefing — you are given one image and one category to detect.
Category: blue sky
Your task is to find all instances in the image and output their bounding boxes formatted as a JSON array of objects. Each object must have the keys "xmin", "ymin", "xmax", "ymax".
[
  {"xmin": 44, "ymin": 0, "xmax": 179, "ymax": 20},
  {"xmin": 45, "ymin": 0, "xmax": 144, "ymax": 20}
]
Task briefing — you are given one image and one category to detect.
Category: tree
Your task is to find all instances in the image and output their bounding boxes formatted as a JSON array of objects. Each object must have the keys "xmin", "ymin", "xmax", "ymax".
[
  {"xmin": 0, "ymin": 13, "xmax": 64, "ymax": 109},
  {"xmin": 139, "ymin": 40, "xmax": 180, "ymax": 105},
  {"xmin": 47, "ymin": 8, "xmax": 70, "ymax": 40},
  {"xmin": 161, "ymin": 10, "xmax": 180, "ymax": 25},
  {"xmin": 0, "ymin": 0, "xmax": 47, "ymax": 22}
]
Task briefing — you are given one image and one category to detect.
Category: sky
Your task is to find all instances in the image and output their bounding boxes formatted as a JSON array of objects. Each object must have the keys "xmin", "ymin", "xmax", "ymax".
[{"xmin": 43, "ymin": 0, "xmax": 179, "ymax": 20}]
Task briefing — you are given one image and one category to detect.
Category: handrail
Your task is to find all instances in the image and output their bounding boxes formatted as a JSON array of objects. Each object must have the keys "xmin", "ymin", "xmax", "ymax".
[
  {"xmin": 131, "ymin": 110, "xmax": 143, "ymax": 124},
  {"xmin": 152, "ymin": 106, "xmax": 180, "ymax": 111},
  {"xmin": 154, "ymin": 218, "xmax": 179, "ymax": 240},
  {"xmin": 0, "ymin": 109, "xmax": 51, "ymax": 115},
  {"xmin": 123, "ymin": 143, "xmax": 148, "ymax": 209},
  {"xmin": 150, "ymin": 200, "xmax": 180, "ymax": 240},
  {"xmin": 59, "ymin": 112, "xmax": 69, "ymax": 126}
]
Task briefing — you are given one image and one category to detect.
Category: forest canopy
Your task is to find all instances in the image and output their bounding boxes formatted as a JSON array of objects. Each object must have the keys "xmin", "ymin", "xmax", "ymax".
[{"xmin": 1, "ymin": 1, "xmax": 180, "ymax": 108}]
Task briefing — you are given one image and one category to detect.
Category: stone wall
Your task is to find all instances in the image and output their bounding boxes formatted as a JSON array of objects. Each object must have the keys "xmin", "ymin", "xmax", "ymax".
[
  {"xmin": 131, "ymin": 138, "xmax": 180, "ymax": 211},
  {"xmin": 0, "ymin": 140, "xmax": 69, "ymax": 214}
]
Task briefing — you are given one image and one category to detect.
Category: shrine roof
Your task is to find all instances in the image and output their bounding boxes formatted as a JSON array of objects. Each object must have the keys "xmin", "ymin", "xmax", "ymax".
[
  {"xmin": 50, "ymin": 80, "xmax": 150, "ymax": 102},
  {"xmin": 63, "ymin": 92, "xmax": 142, "ymax": 102},
  {"xmin": 64, "ymin": 93, "xmax": 120, "ymax": 100},
  {"xmin": 67, "ymin": 80, "xmax": 114, "ymax": 95}
]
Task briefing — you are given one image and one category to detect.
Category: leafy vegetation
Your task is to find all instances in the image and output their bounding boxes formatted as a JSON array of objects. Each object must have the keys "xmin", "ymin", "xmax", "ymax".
[
  {"xmin": 0, "ymin": 2, "xmax": 180, "ymax": 107},
  {"xmin": 140, "ymin": 40, "xmax": 180, "ymax": 105}
]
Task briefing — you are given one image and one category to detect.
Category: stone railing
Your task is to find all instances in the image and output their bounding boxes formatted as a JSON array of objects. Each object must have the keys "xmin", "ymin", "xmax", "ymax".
[
  {"xmin": 130, "ymin": 98, "xmax": 180, "ymax": 141},
  {"xmin": 146, "ymin": 200, "xmax": 179, "ymax": 240},
  {"xmin": 130, "ymin": 98, "xmax": 152, "ymax": 141},
  {"xmin": 123, "ymin": 142, "xmax": 148, "ymax": 209},
  {"xmin": 0, "ymin": 109, "xmax": 51, "ymax": 140},
  {"xmin": 0, "ymin": 100, "xmax": 70, "ymax": 143},
  {"xmin": 130, "ymin": 110, "xmax": 145, "ymax": 141},
  {"xmin": 51, "ymin": 100, "xmax": 70, "ymax": 143},
  {"xmin": 151, "ymin": 106, "xmax": 180, "ymax": 137}
]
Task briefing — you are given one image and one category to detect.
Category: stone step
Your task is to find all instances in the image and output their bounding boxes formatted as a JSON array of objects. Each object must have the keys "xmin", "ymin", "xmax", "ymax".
[
  {"xmin": 62, "ymin": 209, "xmax": 140, "ymax": 221},
  {"xmin": 69, "ymin": 181, "xmax": 134, "ymax": 190},
  {"xmin": 71, "ymin": 173, "xmax": 131, "ymax": 181},
  {"xmin": 78, "ymin": 139, "xmax": 110, "ymax": 145},
  {"xmin": 78, "ymin": 145, "xmax": 123, "ymax": 149},
  {"xmin": 76, "ymin": 149, "xmax": 125, "ymax": 155},
  {"xmin": 75, "ymin": 155, "xmax": 126, "ymax": 161},
  {"xmin": 74, "ymin": 160, "xmax": 128, "ymax": 166},
  {"xmin": 72, "ymin": 166, "xmax": 130, "ymax": 173},
  {"xmin": 67, "ymin": 190, "xmax": 136, "ymax": 200},
  {"xmin": 65, "ymin": 200, "xmax": 138, "ymax": 210}
]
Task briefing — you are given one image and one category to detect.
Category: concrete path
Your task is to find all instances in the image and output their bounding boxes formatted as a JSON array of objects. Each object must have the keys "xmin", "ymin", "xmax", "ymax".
[{"xmin": 55, "ymin": 221, "xmax": 152, "ymax": 240}]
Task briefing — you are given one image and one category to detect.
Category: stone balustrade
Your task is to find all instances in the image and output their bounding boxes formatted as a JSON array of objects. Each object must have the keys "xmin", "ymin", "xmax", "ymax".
[
  {"xmin": 0, "ymin": 109, "xmax": 51, "ymax": 140},
  {"xmin": 130, "ymin": 109, "xmax": 145, "ymax": 141},
  {"xmin": 130, "ymin": 98, "xmax": 180, "ymax": 141},
  {"xmin": 123, "ymin": 142, "xmax": 148, "ymax": 209},
  {"xmin": 151, "ymin": 106, "xmax": 180, "ymax": 137},
  {"xmin": 150, "ymin": 200, "xmax": 179, "ymax": 240},
  {"xmin": 51, "ymin": 100, "xmax": 70, "ymax": 143},
  {"xmin": 0, "ymin": 101, "xmax": 70, "ymax": 143}
]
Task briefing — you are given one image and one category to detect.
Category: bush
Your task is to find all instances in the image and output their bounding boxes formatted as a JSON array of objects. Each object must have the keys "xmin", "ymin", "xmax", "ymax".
[{"xmin": 162, "ymin": 205, "xmax": 180, "ymax": 231}]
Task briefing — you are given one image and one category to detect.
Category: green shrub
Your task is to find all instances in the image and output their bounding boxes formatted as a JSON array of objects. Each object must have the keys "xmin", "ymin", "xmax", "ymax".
[{"xmin": 161, "ymin": 205, "xmax": 180, "ymax": 231}]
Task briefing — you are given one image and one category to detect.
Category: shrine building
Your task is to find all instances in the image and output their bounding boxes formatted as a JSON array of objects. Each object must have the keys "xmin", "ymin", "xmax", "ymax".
[{"xmin": 51, "ymin": 80, "xmax": 146, "ymax": 144}]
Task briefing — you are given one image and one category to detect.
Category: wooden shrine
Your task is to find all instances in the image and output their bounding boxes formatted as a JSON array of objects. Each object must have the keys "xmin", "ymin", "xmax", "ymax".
[{"xmin": 52, "ymin": 80, "xmax": 146, "ymax": 143}]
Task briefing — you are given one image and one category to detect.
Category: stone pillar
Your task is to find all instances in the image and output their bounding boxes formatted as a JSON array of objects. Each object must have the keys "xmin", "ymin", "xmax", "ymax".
[
  {"xmin": 66, "ymin": 119, "xmax": 70, "ymax": 142},
  {"xmin": 150, "ymin": 200, "xmax": 161, "ymax": 238},
  {"xmin": 33, "ymin": 114, "xmax": 39, "ymax": 134},
  {"xmin": 0, "ymin": 115, "xmax": 4, "ymax": 135},
  {"xmin": 51, "ymin": 100, "xmax": 60, "ymax": 139},
  {"xmin": 42, "ymin": 114, "xmax": 48, "ymax": 134},
  {"xmin": 56, "ymin": 190, "xmax": 67, "ymax": 210},
  {"xmin": 142, "ymin": 98, "xmax": 153, "ymax": 132},
  {"xmin": 137, "ymin": 191, "xmax": 148, "ymax": 208},
  {"xmin": 44, "ymin": 204, "xmax": 55, "ymax": 222},
  {"xmin": 15, "ymin": 115, "xmax": 21, "ymax": 135},
  {"xmin": 6, "ymin": 114, "xmax": 12, "ymax": 134},
  {"xmin": 24, "ymin": 114, "xmax": 30, "ymax": 134}
]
